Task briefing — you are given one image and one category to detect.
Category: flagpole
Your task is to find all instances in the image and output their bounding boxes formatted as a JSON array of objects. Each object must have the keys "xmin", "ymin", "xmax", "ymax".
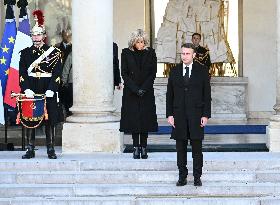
[
  {"xmin": 22, "ymin": 126, "xmax": 25, "ymax": 150},
  {"xmin": 4, "ymin": 108, "xmax": 7, "ymax": 144},
  {"xmin": 0, "ymin": 0, "xmax": 17, "ymax": 151}
]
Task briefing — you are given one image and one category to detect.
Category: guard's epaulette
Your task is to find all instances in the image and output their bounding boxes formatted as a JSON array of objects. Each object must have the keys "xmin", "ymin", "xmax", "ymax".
[
  {"xmin": 194, "ymin": 59, "xmax": 204, "ymax": 66},
  {"xmin": 53, "ymin": 47, "xmax": 62, "ymax": 59},
  {"xmin": 54, "ymin": 46, "xmax": 61, "ymax": 52},
  {"xmin": 201, "ymin": 45, "xmax": 209, "ymax": 51},
  {"xmin": 20, "ymin": 47, "xmax": 30, "ymax": 53}
]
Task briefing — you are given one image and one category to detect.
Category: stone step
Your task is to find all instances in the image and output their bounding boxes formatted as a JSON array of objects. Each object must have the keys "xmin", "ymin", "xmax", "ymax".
[
  {"xmin": 0, "ymin": 197, "xmax": 133, "ymax": 205},
  {"xmin": 2, "ymin": 133, "xmax": 265, "ymax": 148},
  {"xmin": 0, "ymin": 182, "xmax": 280, "ymax": 198},
  {"xmin": 0, "ymin": 125, "xmax": 266, "ymax": 146},
  {"xmin": 0, "ymin": 151, "xmax": 279, "ymax": 204},
  {"xmin": 124, "ymin": 134, "xmax": 266, "ymax": 145},
  {"xmin": 0, "ymin": 152, "xmax": 280, "ymax": 172},
  {"xmin": 0, "ymin": 170, "xmax": 279, "ymax": 184},
  {"xmin": 0, "ymin": 196, "xmax": 279, "ymax": 205}
]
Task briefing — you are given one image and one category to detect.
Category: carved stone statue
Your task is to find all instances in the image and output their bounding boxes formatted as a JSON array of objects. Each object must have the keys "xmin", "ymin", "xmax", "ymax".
[{"xmin": 155, "ymin": 0, "xmax": 235, "ymax": 69}]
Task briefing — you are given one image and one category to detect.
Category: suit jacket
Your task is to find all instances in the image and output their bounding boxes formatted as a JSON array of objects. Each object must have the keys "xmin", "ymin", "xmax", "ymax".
[
  {"xmin": 56, "ymin": 42, "xmax": 72, "ymax": 66},
  {"xmin": 166, "ymin": 61, "xmax": 211, "ymax": 140}
]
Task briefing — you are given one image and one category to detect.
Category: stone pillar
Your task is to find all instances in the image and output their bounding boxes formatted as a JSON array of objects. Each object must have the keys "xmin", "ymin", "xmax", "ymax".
[
  {"xmin": 267, "ymin": 0, "xmax": 280, "ymax": 152},
  {"xmin": 62, "ymin": 0, "xmax": 123, "ymax": 153}
]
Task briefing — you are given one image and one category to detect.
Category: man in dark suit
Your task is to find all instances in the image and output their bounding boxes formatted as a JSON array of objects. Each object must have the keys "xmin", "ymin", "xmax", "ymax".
[
  {"xmin": 56, "ymin": 29, "xmax": 72, "ymax": 66},
  {"xmin": 166, "ymin": 43, "xmax": 211, "ymax": 186},
  {"xmin": 56, "ymin": 29, "xmax": 72, "ymax": 117}
]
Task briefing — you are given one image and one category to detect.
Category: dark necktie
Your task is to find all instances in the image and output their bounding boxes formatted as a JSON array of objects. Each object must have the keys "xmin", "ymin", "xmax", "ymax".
[{"xmin": 184, "ymin": 66, "xmax": 189, "ymax": 80}]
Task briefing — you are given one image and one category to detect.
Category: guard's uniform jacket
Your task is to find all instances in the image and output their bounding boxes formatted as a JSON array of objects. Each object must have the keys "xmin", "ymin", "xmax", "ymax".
[
  {"xmin": 19, "ymin": 44, "xmax": 62, "ymax": 125},
  {"xmin": 194, "ymin": 45, "xmax": 211, "ymax": 69}
]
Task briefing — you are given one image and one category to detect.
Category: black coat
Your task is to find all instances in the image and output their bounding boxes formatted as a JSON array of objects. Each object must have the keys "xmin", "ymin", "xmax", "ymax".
[
  {"xmin": 19, "ymin": 44, "xmax": 63, "ymax": 125},
  {"xmin": 113, "ymin": 42, "xmax": 121, "ymax": 86},
  {"xmin": 166, "ymin": 62, "xmax": 211, "ymax": 140},
  {"xmin": 120, "ymin": 47, "xmax": 158, "ymax": 133}
]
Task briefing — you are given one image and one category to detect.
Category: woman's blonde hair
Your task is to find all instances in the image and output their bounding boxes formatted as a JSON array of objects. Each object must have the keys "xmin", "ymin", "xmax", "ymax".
[{"xmin": 128, "ymin": 29, "xmax": 149, "ymax": 51}]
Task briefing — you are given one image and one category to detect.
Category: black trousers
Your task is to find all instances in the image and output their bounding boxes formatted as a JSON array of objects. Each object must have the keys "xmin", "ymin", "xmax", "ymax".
[
  {"xmin": 176, "ymin": 139, "xmax": 203, "ymax": 178},
  {"xmin": 132, "ymin": 133, "xmax": 148, "ymax": 147},
  {"xmin": 60, "ymin": 83, "xmax": 73, "ymax": 113},
  {"xmin": 26, "ymin": 123, "xmax": 55, "ymax": 147}
]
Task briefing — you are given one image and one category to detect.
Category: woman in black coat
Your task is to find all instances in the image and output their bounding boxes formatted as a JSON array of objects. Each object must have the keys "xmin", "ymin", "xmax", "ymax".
[{"xmin": 120, "ymin": 29, "xmax": 158, "ymax": 159}]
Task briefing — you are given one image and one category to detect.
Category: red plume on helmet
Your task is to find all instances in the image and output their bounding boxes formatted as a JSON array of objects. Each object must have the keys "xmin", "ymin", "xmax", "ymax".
[
  {"xmin": 30, "ymin": 9, "xmax": 46, "ymax": 36},
  {"xmin": 32, "ymin": 10, "xmax": 44, "ymax": 27}
]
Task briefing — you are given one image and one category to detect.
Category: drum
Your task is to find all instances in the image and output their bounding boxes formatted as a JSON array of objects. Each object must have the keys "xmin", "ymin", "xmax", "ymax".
[{"xmin": 15, "ymin": 94, "xmax": 48, "ymax": 128}]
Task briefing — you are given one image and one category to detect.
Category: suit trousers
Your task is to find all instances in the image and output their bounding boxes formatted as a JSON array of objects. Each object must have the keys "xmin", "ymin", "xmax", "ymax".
[{"xmin": 176, "ymin": 139, "xmax": 203, "ymax": 178}]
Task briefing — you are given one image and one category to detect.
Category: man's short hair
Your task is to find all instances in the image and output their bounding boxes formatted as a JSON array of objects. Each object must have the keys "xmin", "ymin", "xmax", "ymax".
[
  {"xmin": 181, "ymin": 43, "xmax": 196, "ymax": 52},
  {"xmin": 192, "ymin": 33, "xmax": 201, "ymax": 39},
  {"xmin": 61, "ymin": 29, "xmax": 72, "ymax": 36}
]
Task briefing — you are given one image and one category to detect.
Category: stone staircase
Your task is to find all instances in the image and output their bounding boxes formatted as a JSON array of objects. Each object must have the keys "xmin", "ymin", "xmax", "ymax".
[{"xmin": 0, "ymin": 149, "xmax": 280, "ymax": 204}]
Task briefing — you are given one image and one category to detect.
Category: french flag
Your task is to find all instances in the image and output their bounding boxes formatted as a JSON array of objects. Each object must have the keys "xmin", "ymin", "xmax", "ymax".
[{"xmin": 4, "ymin": 1, "xmax": 32, "ymax": 107}]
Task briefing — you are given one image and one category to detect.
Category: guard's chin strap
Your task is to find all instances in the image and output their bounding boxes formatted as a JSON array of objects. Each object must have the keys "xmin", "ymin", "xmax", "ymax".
[{"xmin": 33, "ymin": 41, "xmax": 44, "ymax": 48}]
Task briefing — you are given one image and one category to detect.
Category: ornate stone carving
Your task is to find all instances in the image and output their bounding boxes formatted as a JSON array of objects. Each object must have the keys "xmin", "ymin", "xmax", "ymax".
[{"xmin": 155, "ymin": 0, "xmax": 234, "ymax": 65}]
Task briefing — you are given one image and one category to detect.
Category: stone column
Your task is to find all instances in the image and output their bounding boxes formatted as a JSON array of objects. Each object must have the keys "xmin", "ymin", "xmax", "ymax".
[
  {"xmin": 267, "ymin": 0, "xmax": 280, "ymax": 152},
  {"xmin": 62, "ymin": 0, "xmax": 123, "ymax": 153}
]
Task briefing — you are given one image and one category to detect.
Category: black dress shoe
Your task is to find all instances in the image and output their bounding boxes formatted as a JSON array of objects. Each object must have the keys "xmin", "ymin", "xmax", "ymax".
[
  {"xmin": 133, "ymin": 147, "xmax": 140, "ymax": 159},
  {"xmin": 194, "ymin": 177, "xmax": 202, "ymax": 186},
  {"xmin": 141, "ymin": 147, "xmax": 148, "ymax": 159},
  {"xmin": 22, "ymin": 146, "xmax": 35, "ymax": 159},
  {"xmin": 176, "ymin": 178, "xmax": 187, "ymax": 186},
  {"xmin": 47, "ymin": 146, "xmax": 57, "ymax": 159}
]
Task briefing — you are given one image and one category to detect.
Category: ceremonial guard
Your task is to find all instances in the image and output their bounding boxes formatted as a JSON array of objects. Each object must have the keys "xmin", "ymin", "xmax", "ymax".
[
  {"xmin": 191, "ymin": 33, "xmax": 211, "ymax": 69},
  {"xmin": 19, "ymin": 10, "xmax": 62, "ymax": 159}
]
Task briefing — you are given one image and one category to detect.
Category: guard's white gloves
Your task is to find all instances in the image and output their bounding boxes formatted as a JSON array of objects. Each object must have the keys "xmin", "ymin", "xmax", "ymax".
[
  {"xmin": 45, "ymin": 90, "xmax": 54, "ymax": 97},
  {"xmin": 24, "ymin": 89, "xmax": 34, "ymax": 98}
]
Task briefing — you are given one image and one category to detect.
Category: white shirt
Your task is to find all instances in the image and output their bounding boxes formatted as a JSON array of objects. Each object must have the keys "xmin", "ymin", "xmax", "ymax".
[
  {"xmin": 63, "ymin": 42, "xmax": 71, "ymax": 49},
  {"xmin": 183, "ymin": 62, "xmax": 193, "ymax": 78}
]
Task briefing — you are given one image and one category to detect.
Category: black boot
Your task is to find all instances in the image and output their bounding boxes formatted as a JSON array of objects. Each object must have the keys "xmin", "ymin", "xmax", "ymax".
[
  {"xmin": 141, "ymin": 147, "xmax": 148, "ymax": 159},
  {"xmin": 194, "ymin": 177, "xmax": 202, "ymax": 186},
  {"xmin": 22, "ymin": 145, "xmax": 35, "ymax": 159},
  {"xmin": 45, "ymin": 124, "xmax": 57, "ymax": 159},
  {"xmin": 176, "ymin": 168, "xmax": 187, "ymax": 186},
  {"xmin": 47, "ymin": 145, "xmax": 57, "ymax": 159},
  {"xmin": 22, "ymin": 128, "xmax": 35, "ymax": 159},
  {"xmin": 133, "ymin": 147, "xmax": 140, "ymax": 159}
]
